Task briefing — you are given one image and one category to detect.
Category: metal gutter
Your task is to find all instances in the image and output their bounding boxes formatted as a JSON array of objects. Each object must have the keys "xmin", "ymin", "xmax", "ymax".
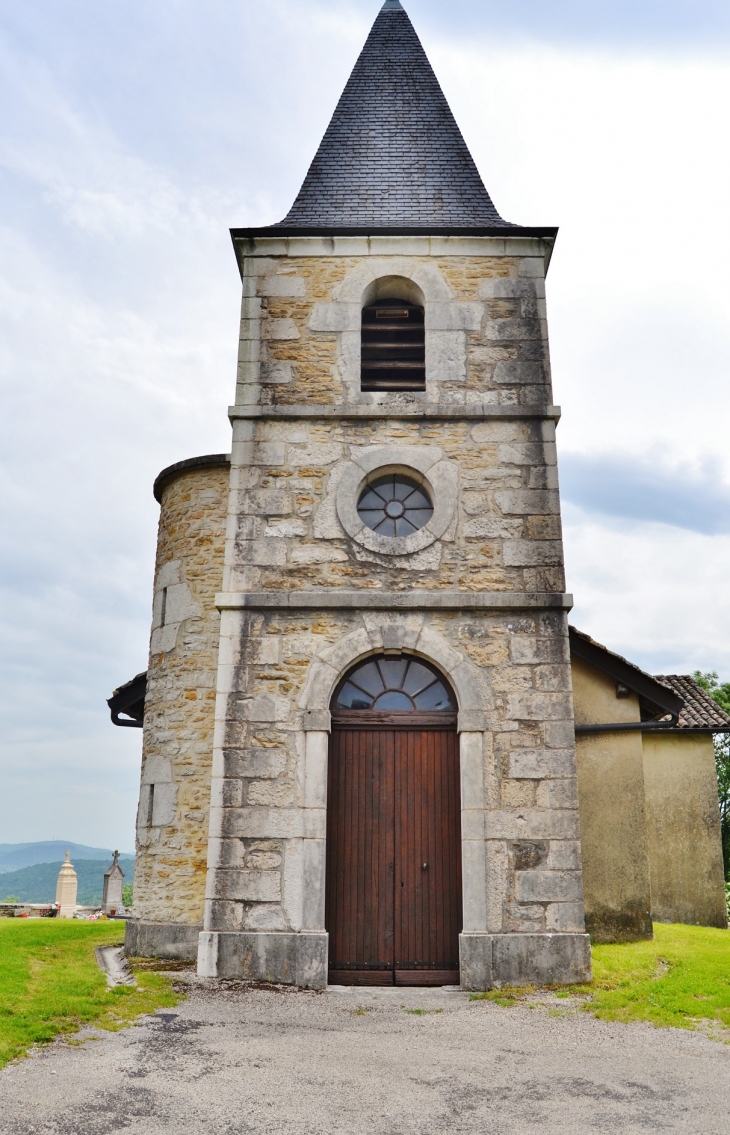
[{"xmin": 575, "ymin": 719, "xmax": 689, "ymax": 735}]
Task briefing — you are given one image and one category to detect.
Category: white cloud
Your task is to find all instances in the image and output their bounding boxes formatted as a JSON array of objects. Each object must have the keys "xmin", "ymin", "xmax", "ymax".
[
  {"xmin": 1, "ymin": 4, "xmax": 729, "ymax": 846},
  {"xmin": 564, "ymin": 503, "xmax": 730, "ymax": 675},
  {"xmin": 432, "ymin": 42, "xmax": 730, "ymax": 468}
]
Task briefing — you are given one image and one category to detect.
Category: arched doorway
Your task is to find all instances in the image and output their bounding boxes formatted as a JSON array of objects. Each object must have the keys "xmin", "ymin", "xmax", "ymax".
[{"xmin": 325, "ymin": 655, "xmax": 462, "ymax": 986}]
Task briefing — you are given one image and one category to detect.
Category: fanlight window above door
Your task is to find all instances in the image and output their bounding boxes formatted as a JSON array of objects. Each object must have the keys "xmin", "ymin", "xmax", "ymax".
[{"xmin": 334, "ymin": 656, "xmax": 455, "ymax": 712}]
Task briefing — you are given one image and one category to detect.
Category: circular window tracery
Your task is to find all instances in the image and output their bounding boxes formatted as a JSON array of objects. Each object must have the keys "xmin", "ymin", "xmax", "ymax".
[
  {"xmin": 356, "ymin": 474, "xmax": 433, "ymax": 538},
  {"xmin": 333, "ymin": 656, "xmax": 454, "ymax": 712}
]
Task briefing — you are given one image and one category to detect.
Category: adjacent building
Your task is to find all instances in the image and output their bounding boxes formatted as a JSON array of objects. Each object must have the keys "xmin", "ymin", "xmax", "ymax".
[{"xmin": 570, "ymin": 629, "xmax": 728, "ymax": 940}]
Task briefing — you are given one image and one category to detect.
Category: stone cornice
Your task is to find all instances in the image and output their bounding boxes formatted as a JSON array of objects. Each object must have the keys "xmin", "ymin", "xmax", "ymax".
[
  {"xmin": 216, "ymin": 590, "xmax": 573, "ymax": 612},
  {"xmin": 230, "ymin": 233, "xmax": 557, "ymax": 279},
  {"xmin": 230, "ymin": 232, "xmax": 555, "ymax": 257},
  {"xmin": 228, "ymin": 404, "xmax": 562, "ymax": 422}
]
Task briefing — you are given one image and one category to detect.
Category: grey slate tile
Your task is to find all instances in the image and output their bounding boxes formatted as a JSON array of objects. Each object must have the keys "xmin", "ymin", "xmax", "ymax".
[{"xmin": 273, "ymin": 1, "xmax": 510, "ymax": 231}]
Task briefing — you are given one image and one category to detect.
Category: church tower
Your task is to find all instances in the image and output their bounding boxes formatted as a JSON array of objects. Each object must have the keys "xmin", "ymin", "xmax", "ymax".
[{"xmin": 131, "ymin": 0, "xmax": 591, "ymax": 990}]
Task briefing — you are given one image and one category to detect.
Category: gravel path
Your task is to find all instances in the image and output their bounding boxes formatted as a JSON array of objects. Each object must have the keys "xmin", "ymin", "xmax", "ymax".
[{"xmin": 2, "ymin": 978, "xmax": 730, "ymax": 1134}]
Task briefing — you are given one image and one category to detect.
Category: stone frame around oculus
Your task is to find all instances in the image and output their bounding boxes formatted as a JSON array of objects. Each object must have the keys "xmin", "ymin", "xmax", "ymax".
[{"xmin": 336, "ymin": 444, "xmax": 458, "ymax": 556}]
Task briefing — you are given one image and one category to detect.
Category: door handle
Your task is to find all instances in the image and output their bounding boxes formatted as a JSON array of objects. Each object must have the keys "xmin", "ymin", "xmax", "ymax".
[{"xmin": 422, "ymin": 863, "xmax": 428, "ymax": 870}]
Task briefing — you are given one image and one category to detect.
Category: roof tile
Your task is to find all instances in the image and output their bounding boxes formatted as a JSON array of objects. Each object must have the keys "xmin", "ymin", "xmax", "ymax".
[
  {"xmin": 654, "ymin": 675, "xmax": 730, "ymax": 731},
  {"xmin": 275, "ymin": 2, "xmax": 509, "ymax": 231}
]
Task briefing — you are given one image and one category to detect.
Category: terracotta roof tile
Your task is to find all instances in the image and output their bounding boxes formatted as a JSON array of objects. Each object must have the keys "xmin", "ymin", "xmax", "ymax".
[{"xmin": 654, "ymin": 675, "xmax": 730, "ymax": 731}]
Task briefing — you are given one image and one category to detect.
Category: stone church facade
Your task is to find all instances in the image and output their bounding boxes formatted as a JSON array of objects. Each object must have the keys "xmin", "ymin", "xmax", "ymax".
[{"xmin": 113, "ymin": 1, "xmax": 727, "ymax": 988}]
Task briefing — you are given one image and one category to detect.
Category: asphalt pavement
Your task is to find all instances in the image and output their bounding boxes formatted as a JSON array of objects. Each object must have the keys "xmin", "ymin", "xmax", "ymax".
[{"xmin": 1, "ymin": 978, "xmax": 729, "ymax": 1134}]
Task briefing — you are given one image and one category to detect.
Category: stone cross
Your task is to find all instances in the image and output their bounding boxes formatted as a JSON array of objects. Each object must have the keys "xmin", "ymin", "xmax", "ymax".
[{"xmin": 102, "ymin": 850, "xmax": 125, "ymax": 916}]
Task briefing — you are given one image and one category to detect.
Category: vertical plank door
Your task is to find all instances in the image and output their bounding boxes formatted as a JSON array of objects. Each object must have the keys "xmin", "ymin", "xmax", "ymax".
[
  {"xmin": 326, "ymin": 726, "xmax": 396, "ymax": 984},
  {"xmin": 326, "ymin": 722, "xmax": 461, "ymax": 987},
  {"xmin": 394, "ymin": 726, "xmax": 461, "ymax": 985}
]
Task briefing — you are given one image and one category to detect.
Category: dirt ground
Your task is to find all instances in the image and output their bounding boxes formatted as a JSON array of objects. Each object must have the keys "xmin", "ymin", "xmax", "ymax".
[{"xmin": 2, "ymin": 977, "xmax": 730, "ymax": 1134}]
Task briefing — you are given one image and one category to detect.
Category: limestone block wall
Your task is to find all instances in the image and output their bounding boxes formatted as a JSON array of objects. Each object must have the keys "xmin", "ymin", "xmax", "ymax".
[
  {"xmin": 225, "ymin": 239, "xmax": 563, "ymax": 599},
  {"xmin": 199, "ymin": 236, "xmax": 590, "ymax": 986},
  {"xmin": 233, "ymin": 239, "xmax": 554, "ymax": 411},
  {"xmin": 222, "ymin": 416, "xmax": 563, "ymax": 596},
  {"xmin": 134, "ymin": 460, "xmax": 229, "ymax": 927},
  {"xmin": 206, "ymin": 607, "xmax": 583, "ymax": 941},
  {"xmin": 572, "ymin": 656, "xmax": 653, "ymax": 942},
  {"xmin": 643, "ymin": 733, "xmax": 726, "ymax": 928}
]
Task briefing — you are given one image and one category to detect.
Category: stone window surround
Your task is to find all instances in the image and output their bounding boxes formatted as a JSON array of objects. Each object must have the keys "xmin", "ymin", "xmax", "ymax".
[
  {"xmin": 307, "ymin": 258, "xmax": 484, "ymax": 403},
  {"xmin": 298, "ymin": 616, "xmax": 485, "ymax": 732},
  {"xmin": 335, "ymin": 444, "xmax": 457, "ymax": 556}
]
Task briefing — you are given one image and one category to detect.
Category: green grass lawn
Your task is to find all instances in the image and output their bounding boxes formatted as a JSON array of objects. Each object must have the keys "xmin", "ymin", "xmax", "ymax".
[
  {"xmin": 3, "ymin": 921, "xmax": 729, "ymax": 1068},
  {"xmin": 473, "ymin": 923, "xmax": 730, "ymax": 1036},
  {"xmin": 0, "ymin": 920, "xmax": 180, "ymax": 1068}
]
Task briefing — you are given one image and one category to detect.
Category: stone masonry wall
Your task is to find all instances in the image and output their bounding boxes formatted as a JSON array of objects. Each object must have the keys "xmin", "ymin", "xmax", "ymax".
[
  {"xmin": 202, "ymin": 238, "xmax": 586, "ymax": 952},
  {"xmin": 135, "ymin": 464, "xmax": 229, "ymax": 926},
  {"xmin": 224, "ymin": 416, "xmax": 563, "ymax": 596},
  {"xmin": 207, "ymin": 607, "xmax": 582, "ymax": 939},
  {"xmin": 235, "ymin": 244, "xmax": 552, "ymax": 411}
]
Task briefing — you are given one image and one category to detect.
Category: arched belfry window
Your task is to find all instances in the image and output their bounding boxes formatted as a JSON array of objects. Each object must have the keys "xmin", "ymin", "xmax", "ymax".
[
  {"xmin": 333, "ymin": 655, "xmax": 455, "ymax": 715},
  {"xmin": 361, "ymin": 298, "xmax": 425, "ymax": 392}
]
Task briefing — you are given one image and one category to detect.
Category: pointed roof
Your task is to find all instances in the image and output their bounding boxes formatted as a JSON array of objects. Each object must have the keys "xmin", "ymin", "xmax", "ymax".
[
  {"xmin": 235, "ymin": 1, "xmax": 556, "ymax": 241},
  {"xmin": 274, "ymin": 0, "xmax": 506, "ymax": 231}
]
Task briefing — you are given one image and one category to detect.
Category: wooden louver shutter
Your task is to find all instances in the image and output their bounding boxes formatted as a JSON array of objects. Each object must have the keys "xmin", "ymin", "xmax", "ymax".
[{"xmin": 361, "ymin": 299, "xmax": 425, "ymax": 391}]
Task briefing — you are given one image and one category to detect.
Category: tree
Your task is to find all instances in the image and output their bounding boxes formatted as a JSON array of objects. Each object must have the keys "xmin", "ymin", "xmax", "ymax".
[
  {"xmin": 693, "ymin": 671, "xmax": 730, "ymax": 880},
  {"xmin": 122, "ymin": 883, "xmax": 133, "ymax": 909}
]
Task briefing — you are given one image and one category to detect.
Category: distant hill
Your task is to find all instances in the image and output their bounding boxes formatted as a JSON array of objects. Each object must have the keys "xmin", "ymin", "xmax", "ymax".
[
  {"xmin": 0, "ymin": 842, "xmax": 135, "ymax": 874},
  {"xmin": 0, "ymin": 860, "xmax": 135, "ymax": 907}
]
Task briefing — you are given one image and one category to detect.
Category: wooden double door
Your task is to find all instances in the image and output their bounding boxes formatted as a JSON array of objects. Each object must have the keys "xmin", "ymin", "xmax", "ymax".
[{"xmin": 326, "ymin": 719, "xmax": 462, "ymax": 986}]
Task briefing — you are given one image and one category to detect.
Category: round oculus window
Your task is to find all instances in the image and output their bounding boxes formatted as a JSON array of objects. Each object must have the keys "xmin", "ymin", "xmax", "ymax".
[{"xmin": 356, "ymin": 474, "xmax": 433, "ymax": 538}]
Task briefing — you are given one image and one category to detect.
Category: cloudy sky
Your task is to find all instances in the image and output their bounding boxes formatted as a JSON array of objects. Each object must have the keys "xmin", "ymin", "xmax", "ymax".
[{"xmin": 1, "ymin": 0, "xmax": 729, "ymax": 852}]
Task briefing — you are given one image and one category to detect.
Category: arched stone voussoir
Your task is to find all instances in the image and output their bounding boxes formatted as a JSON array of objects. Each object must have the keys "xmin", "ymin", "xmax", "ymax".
[
  {"xmin": 331, "ymin": 259, "xmax": 453, "ymax": 305},
  {"xmin": 298, "ymin": 619, "xmax": 484, "ymax": 727},
  {"xmin": 316, "ymin": 626, "xmax": 375, "ymax": 677},
  {"xmin": 414, "ymin": 624, "xmax": 463, "ymax": 679},
  {"xmin": 410, "ymin": 262, "xmax": 455, "ymax": 302},
  {"xmin": 449, "ymin": 662, "xmax": 484, "ymax": 716},
  {"xmin": 413, "ymin": 627, "xmax": 483, "ymax": 718},
  {"xmin": 298, "ymin": 659, "xmax": 340, "ymax": 714},
  {"xmin": 331, "ymin": 261, "xmax": 379, "ymax": 303},
  {"xmin": 361, "ymin": 612, "xmax": 425, "ymax": 652}
]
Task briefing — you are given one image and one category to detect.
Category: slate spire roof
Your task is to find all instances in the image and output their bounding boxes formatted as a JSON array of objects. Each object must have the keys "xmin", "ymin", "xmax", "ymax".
[{"xmin": 273, "ymin": 0, "xmax": 511, "ymax": 232}]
